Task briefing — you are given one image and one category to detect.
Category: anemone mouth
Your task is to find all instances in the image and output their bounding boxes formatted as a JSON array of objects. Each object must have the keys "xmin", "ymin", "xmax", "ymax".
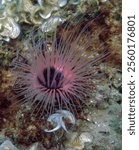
[{"xmin": 37, "ymin": 66, "xmax": 64, "ymax": 89}]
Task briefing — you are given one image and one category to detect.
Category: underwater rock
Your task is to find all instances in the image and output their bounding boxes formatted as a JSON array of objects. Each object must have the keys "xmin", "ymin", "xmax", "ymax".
[
  {"xmin": 0, "ymin": 140, "xmax": 18, "ymax": 150},
  {"xmin": 65, "ymin": 132, "xmax": 93, "ymax": 150},
  {"xmin": 28, "ymin": 142, "xmax": 45, "ymax": 150},
  {"xmin": 79, "ymin": 132, "xmax": 93, "ymax": 143}
]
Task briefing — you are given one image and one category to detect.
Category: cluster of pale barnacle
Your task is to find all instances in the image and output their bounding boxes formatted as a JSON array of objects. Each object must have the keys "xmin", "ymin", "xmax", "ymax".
[{"xmin": 0, "ymin": 0, "xmax": 80, "ymax": 41}]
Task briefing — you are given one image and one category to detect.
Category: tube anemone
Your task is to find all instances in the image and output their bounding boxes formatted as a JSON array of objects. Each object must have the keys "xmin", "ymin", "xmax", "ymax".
[{"xmin": 12, "ymin": 16, "xmax": 109, "ymax": 117}]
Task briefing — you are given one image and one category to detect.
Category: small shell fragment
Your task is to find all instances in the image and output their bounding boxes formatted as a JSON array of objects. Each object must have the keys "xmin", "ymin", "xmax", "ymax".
[
  {"xmin": 0, "ymin": 17, "xmax": 20, "ymax": 40},
  {"xmin": 44, "ymin": 110, "xmax": 76, "ymax": 133},
  {"xmin": 44, "ymin": 113, "xmax": 64, "ymax": 132},
  {"xmin": 58, "ymin": 0, "xmax": 68, "ymax": 7},
  {"xmin": 41, "ymin": 16, "xmax": 65, "ymax": 32}
]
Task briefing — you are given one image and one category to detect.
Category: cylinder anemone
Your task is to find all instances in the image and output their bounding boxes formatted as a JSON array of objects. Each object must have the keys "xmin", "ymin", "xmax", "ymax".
[{"xmin": 12, "ymin": 17, "xmax": 109, "ymax": 117}]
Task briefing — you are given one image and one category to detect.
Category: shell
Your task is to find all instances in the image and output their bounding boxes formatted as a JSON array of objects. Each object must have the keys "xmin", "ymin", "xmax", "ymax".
[
  {"xmin": 47, "ymin": 0, "xmax": 59, "ymax": 5},
  {"xmin": 41, "ymin": 16, "xmax": 65, "ymax": 32},
  {"xmin": 58, "ymin": 0, "xmax": 68, "ymax": 7},
  {"xmin": 0, "ymin": 0, "xmax": 81, "ymax": 41},
  {"xmin": 44, "ymin": 110, "xmax": 76, "ymax": 133},
  {"xmin": 0, "ymin": 0, "xmax": 20, "ymax": 41},
  {"xmin": 0, "ymin": 16, "xmax": 20, "ymax": 40},
  {"xmin": 17, "ymin": 0, "xmax": 42, "ymax": 25},
  {"xmin": 39, "ymin": 7, "xmax": 59, "ymax": 20}
]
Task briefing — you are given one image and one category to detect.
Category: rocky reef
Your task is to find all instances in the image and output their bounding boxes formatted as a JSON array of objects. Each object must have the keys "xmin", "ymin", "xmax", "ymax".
[{"xmin": 0, "ymin": 0, "xmax": 121, "ymax": 149}]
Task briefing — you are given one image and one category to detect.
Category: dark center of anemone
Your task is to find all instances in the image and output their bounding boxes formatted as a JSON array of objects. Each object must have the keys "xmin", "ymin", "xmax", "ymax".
[{"xmin": 37, "ymin": 67, "xmax": 64, "ymax": 89}]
